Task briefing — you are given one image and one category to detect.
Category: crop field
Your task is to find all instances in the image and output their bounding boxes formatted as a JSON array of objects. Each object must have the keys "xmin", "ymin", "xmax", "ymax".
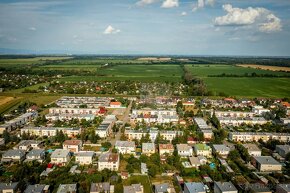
[
  {"xmin": 0, "ymin": 57, "xmax": 72, "ymax": 68},
  {"xmin": 203, "ymin": 77, "xmax": 290, "ymax": 98},
  {"xmin": 237, "ymin": 64, "xmax": 290, "ymax": 72},
  {"xmin": 186, "ymin": 64, "xmax": 289, "ymax": 76},
  {"xmin": 186, "ymin": 65, "xmax": 290, "ymax": 97},
  {"xmin": 60, "ymin": 64, "xmax": 182, "ymax": 82}
]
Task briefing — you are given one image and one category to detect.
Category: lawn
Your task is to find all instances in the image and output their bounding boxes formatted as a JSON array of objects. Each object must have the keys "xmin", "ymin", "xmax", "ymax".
[{"xmin": 122, "ymin": 175, "xmax": 152, "ymax": 193}]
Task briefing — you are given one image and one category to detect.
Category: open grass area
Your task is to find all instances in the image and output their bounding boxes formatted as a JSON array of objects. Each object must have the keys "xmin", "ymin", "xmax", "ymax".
[
  {"xmin": 122, "ymin": 175, "xmax": 152, "ymax": 193},
  {"xmin": 9, "ymin": 83, "xmax": 49, "ymax": 93},
  {"xmin": 0, "ymin": 96, "xmax": 22, "ymax": 114}
]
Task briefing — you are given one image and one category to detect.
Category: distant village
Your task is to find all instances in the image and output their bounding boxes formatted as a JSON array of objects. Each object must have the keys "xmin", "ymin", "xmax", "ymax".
[{"xmin": 0, "ymin": 96, "xmax": 290, "ymax": 193}]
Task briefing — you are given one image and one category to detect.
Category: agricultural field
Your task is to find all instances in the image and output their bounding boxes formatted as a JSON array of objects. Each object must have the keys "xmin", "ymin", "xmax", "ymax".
[
  {"xmin": 203, "ymin": 77, "xmax": 290, "ymax": 98},
  {"xmin": 237, "ymin": 64, "xmax": 290, "ymax": 72},
  {"xmin": 60, "ymin": 64, "xmax": 182, "ymax": 82},
  {"xmin": 186, "ymin": 64, "xmax": 290, "ymax": 76},
  {"xmin": 0, "ymin": 56, "xmax": 72, "ymax": 69},
  {"xmin": 186, "ymin": 64, "xmax": 290, "ymax": 97}
]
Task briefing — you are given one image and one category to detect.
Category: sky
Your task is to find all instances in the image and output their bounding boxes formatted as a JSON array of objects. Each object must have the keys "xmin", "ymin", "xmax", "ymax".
[{"xmin": 0, "ymin": 0, "xmax": 290, "ymax": 56}]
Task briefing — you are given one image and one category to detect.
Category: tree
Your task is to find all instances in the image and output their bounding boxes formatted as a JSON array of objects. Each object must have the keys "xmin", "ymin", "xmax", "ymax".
[{"xmin": 2, "ymin": 130, "xmax": 10, "ymax": 144}]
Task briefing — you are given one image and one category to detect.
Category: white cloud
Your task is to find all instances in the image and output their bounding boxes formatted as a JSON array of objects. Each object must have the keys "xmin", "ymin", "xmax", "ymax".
[
  {"xmin": 103, "ymin": 25, "xmax": 121, "ymax": 35},
  {"xmin": 136, "ymin": 0, "xmax": 158, "ymax": 6},
  {"xmin": 214, "ymin": 4, "xmax": 282, "ymax": 33},
  {"xmin": 29, "ymin": 27, "xmax": 36, "ymax": 31},
  {"xmin": 161, "ymin": 0, "xmax": 178, "ymax": 8},
  {"xmin": 192, "ymin": 0, "xmax": 214, "ymax": 12},
  {"xmin": 181, "ymin": 11, "xmax": 187, "ymax": 16}
]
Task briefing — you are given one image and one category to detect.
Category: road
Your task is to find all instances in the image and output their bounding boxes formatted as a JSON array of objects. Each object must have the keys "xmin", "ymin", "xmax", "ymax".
[{"xmin": 110, "ymin": 100, "xmax": 133, "ymax": 147}]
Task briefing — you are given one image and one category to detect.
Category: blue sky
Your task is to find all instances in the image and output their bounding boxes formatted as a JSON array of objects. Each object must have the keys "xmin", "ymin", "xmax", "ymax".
[{"xmin": 0, "ymin": 0, "xmax": 290, "ymax": 56}]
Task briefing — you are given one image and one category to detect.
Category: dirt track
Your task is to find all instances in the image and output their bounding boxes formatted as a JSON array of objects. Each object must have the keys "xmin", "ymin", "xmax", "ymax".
[{"xmin": 237, "ymin": 64, "xmax": 290, "ymax": 72}]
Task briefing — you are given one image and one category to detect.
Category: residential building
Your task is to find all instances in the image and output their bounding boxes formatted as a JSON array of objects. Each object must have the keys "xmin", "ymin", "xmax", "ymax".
[
  {"xmin": 21, "ymin": 127, "xmax": 81, "ymax": 138},
  {"xmin": 95, "ymin": 115, "xmax": 116, "ymax": 138},
  {"xmin": 217, "ymin": 117, "xmax": 268, "ymax": 126},
  {"xmin": 51, "ymin": 149, "xmax": 71, "ymax": 166},
  {"xmin": 124, "ymin": 184, "xmax": 143, "ymax": 193},
  {"xmin": 0, "ymin": 138, "xmax": 4, "ymax": 146},
  {"xmin": 54, "ymin": 96, "xmax": 110, "ymax": 108},
  {"xmin": 90, "ymin": 182, "xmax": 114, "ymax": 193},
  {"xmin": 110, "ymin": 101, "xmax": 122, "ymax": 108},
  {"xmin": 46, "ymin": 113, "xmax": 96, "ymax": 121},
  {"xmin": 131, "ymin": 109, "xmax": 178, "ymax": 124},
  {"xmin": 13, "ymin": 140, "xmax": 43, "ymax": 151},
  {"xmin": 1, "ymin": 149, "xmax": 26, "ymax": 163},
  {"xmin": 242, "ymin": 144, "xmax": 262, "ymax": 157},
  {"xmin": 56, "ymin": 184, "xmax": 77, "ymax": 193},
  {"xmin": 215, "ymin": 111, "xmax": 254, "ymax": 118},
  {"xmin": 214, "ymin": 181, "xmax": 238, "ymax": 193},
  {"xmin": 142, "ymin": 143, "xmax": 155, "ymax": 155},
  {"xmin": 201, "ymin": 130, "xmax": 213, "ymax": 140},
  {"xmin": 248, "ymin": 183, "xmax": 272, "ymax": 193},
  {"xmin": 252, "ymin": 156, "xmax": 282, "ymax": 172},
  {"xmin": 141, "ymin": 163, "xmax": 148, "ymax": 174},
  {"xmin": 24, "ymin": 184, "xmax": 49, "ymax": 193},
  {"xmin": 63, "ymin": 140, "xmax": 82, "ymax": 153},
  {"xmin": 0, "ymin": 112, "xmax": 38, "ymax": 134},
  {"xmin": 194, "ymin": 144, "xmax": 212, "ymax": 157},
  {"xmin": 115, "ymin": 141, "xmax": 135, "ymax": 154},
  {"xmin": 212, "ymin": 145, "xmax": 230, "ymax": 158},
  {"xmin": 189, "ymin": 156, "xmax": 207, "ymax": 168},
  {"xmin": 252, "ymin": 106, "xmax": 270, "ymax": 115},
  {"xmin": 160, "ymin": 130, "xmax": 183, "ymax": 142},
  {"xmin": 276, "ymin": 145, "xmax": 290, "ymax": 158},
  {"xmin": 276, "ymin": 184, "xmax": 290, "ymax": 193},
  {"xmin": 176, "ymin": 144, "xmax": 193, "ymax": 157},
  {"xmin": 229, "ymin": 132, "xmax": 290, "ymax": 143},
  {"xmin": 159, "ymin": 144, "xmax": 174, "ymax": 156},
  {"xmin": 75, "ymin": 151, "xmax": 95, "ymax": 165},
  {"xmin": 98, "ymin": 153, "xmax": 119, "ymax": 171},
  {"xmin": 154, "ymin": 183, "xmax": 175, "ymax": 193},
  {"xmin": 0, "ymin": 182, "xmax": 19, "ymax": 193},
  {"xmin": 125, "ymin": 130, "xmax": 147, "ymax": 140},
  {"xmin": 194, "ymin": 118, "xmax": 211, "ymax": 130},
  {"xmin": 184, "ymin": 182, "xmax": 206, "ymax": 193},
  {"xmin": 25, "ymin": 149, "xmax": 45, "ymax": 163}
]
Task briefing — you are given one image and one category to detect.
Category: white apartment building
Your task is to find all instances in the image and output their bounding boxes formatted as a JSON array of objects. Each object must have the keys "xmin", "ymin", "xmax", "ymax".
[
  {"xmin": 176, "ymin": 144, "xmax": 193, "ymax": 157},
  {"xmin": 115, "ymin": 141, "xmax": 135, "ymax": 154},
  {"xmin": 51, "ymin": 149, "xmax": 71, "ymax": 166},
  {"xmin": 98, "ymin": 153, "xmax": 119, "ymax": 171},
  {"xmin": 75, "ymin": 151, "xmax": 95, "ymax": 165},
  {"xmin": 21, "ymin": 127, "xmax": 81, "ymax": 138}
]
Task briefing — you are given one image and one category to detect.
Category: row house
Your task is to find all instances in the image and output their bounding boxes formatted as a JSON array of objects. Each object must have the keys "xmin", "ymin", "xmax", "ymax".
[
  {"xmin": 229, "ymin": 132, "xmax": 290, "ymax": 142},
  {"xmin": 49, "ymin": 107, "xmax": 101, "ymax": 115},
  {"xmin": 55, "ymin": 96, "xmax": 110, "ymax": 108},
  {"xmin": 95, "ymin": 115, "xmax": 116, "ymax": 138},
  {"xmin": 21, "ymin": 127, "xmax": 81, "ymax": 138},
  {"xmin": 217, "ymin": 117, "xmax": 268, "ymax": 126},
  {"xmin": 45, "ymin": 113, "xmax": 96, "ymax": 121},
  {"xmin": 0, "ymin": 112, "xmax": 38, "ymax": 134},
  {"xmin": 215, "ymin": 111, "xmax": 255, "ymax": 118}
]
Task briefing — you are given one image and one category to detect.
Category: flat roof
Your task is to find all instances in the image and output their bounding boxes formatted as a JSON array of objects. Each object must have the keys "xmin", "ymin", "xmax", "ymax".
[{"xmin": 254, "ymin": 156, "xmax": 281, "ymax": 165}]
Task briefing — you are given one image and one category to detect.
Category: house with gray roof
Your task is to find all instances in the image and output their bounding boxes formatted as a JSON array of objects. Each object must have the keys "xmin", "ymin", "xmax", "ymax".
[
  {"xmin": 214, "ymin": 181, "xmax": 238, "ymax": 193},
  {"xmin": 212, "ymin": 144, "xmax": 230, "ymax": 158},
  {"xmin": 184, "ymin": 182, "xmax": 206, "ymax": 193},
  {"xmin": 75, "ymin": 151, "xmax": 95, "ymax": 165},
  {"xmin": 276, "ymin": 145, "xmax": 290, "ymax": 158},
  {"xmin": 276, "ymin": 184, "xmax": 290, "ymax": 193},
  {"xmin": 0, "ymin": 182, "xmax": 19, "ymax": 193},
  {"xmin": 25, "ymin": 149, "xmax": 45, "ymax": 163},
  {"xmin": 252, "ymin": 156, "xmax": 282, "ymax": 172},
  {"xmin": 1, "ymin": 149, "xmax": 26, "ymax": 163},
  {"xmin": 154, "ymin": 183, "xmax": 175, "ymax": 193},
  {"xmin": 90, "ymin": 182, "xmax": 114, "ymax": 193},
  {"xmin": 56, "ymin": 184, "xmax": 77, "ymax": 193},
  {"xmin": 24, "ymin": 184, "xmax": 49, "ymax": 193},
  {"xmin": 124, "ymin": 184, "xmax": 143, "ymax": 193}
]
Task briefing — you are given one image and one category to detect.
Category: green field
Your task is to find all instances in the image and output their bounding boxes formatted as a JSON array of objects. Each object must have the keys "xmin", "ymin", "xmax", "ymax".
[
  {"xmin": 59, "ymin": 64, "xmax": 182, "ymax": 82},
  {"xmin": 187, "ymin": 64, "xmax": 289, "ymax": 76},
  {"xmin": 203, "ymin": 77, "xmax": 290, "ymax": 97}
]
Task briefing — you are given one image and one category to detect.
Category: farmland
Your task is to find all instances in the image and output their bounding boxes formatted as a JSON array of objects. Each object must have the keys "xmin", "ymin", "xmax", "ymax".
[
  {"xmin": 0, "ymin": 56, "xmax": 289, "ymax": 99},
  {"xmin": 185, "ymin": 64, "xmax": 290, "ymax": 98}
]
